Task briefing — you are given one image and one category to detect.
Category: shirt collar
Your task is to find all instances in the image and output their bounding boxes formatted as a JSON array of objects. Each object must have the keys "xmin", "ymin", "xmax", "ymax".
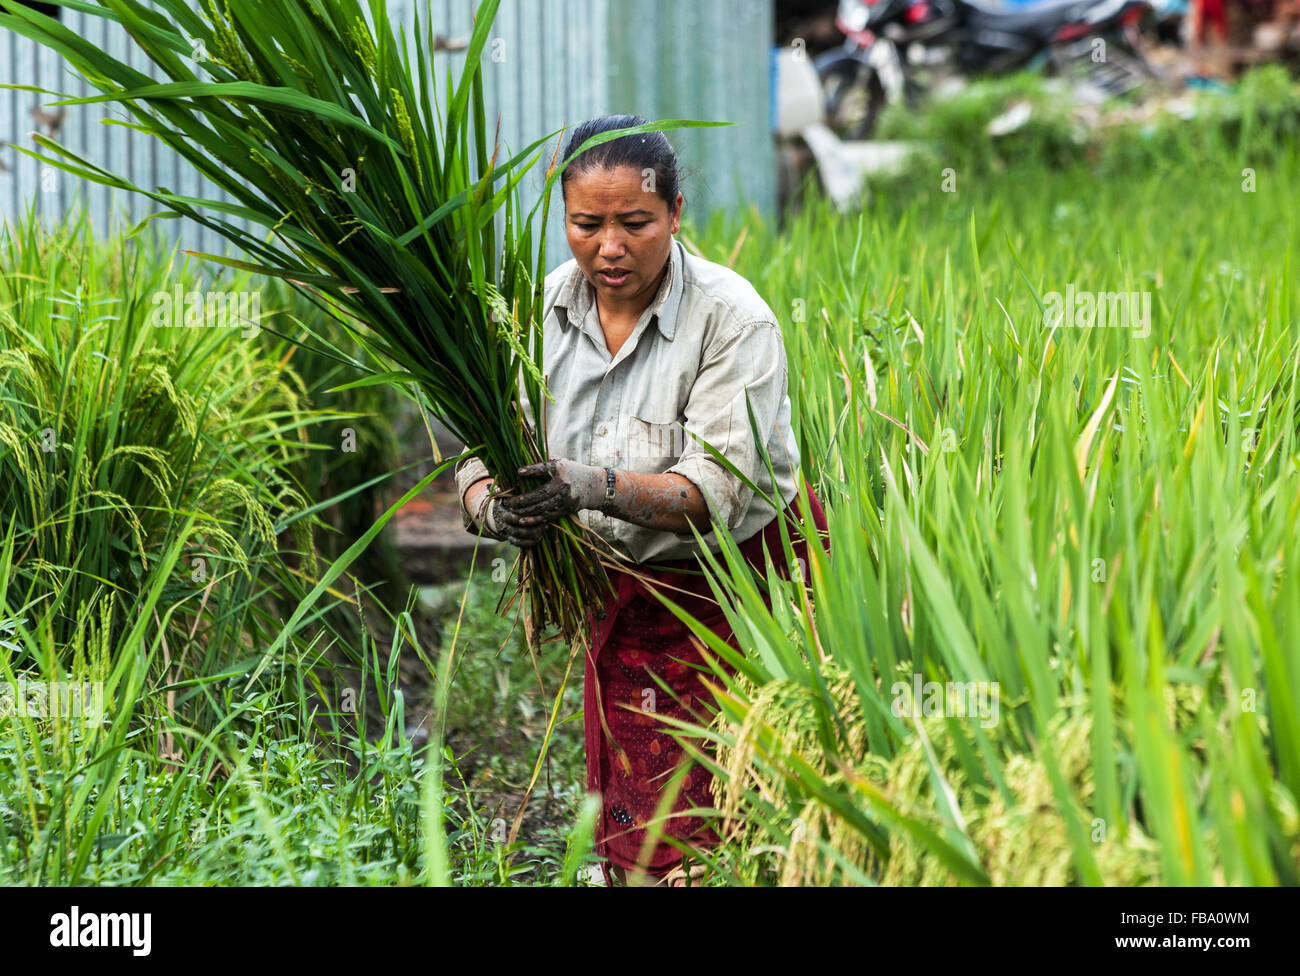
[{"xmin": 555, "ymin": 238, "xmax": 685, "ymax": 342}]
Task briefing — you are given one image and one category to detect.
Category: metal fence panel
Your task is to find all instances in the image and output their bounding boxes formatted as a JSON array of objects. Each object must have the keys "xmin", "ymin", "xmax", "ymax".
[
  {"xmin": 605, "ymin": 0, "xmax": 775, "ymax": 227},
  {"xmin": 1, "ymin": 0, "xmax": 770, "ymax": 271}
]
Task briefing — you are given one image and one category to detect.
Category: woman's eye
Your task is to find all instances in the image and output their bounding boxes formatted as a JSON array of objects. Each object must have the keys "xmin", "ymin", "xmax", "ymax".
[{"xmin": 625, "ymin": 222, "xmax": 648, "ymax": 230}]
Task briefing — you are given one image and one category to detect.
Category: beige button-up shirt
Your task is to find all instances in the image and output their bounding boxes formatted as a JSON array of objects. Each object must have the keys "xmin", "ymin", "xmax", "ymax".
[{"xmin": 455, "ymin": 237, "xmax": 800, "ymax": 564}]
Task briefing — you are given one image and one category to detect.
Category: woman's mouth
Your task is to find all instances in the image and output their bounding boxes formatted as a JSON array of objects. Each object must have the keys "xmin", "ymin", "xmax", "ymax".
[{"xmin": 597, "ymin": 268, "xmax": 631, "ymax": 287}]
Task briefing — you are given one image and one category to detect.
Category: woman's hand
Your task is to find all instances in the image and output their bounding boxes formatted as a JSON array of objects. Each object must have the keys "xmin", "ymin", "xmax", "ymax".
[
  {"xmin": 498, "ymin": 459, "xmax": 713, "ymax": 541},
  {"xmin": 499, "ymin": 459, "xmax": 607, "ymax": 534},
  {"xmin": 466, "ymin": 478, "xmax": 548, "ymax": 549}
]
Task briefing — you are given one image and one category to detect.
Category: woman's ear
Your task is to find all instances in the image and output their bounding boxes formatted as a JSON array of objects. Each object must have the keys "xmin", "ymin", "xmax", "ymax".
[{"xmin": 670, "ymin": 191, "xmax": 683, "ymax": 234}]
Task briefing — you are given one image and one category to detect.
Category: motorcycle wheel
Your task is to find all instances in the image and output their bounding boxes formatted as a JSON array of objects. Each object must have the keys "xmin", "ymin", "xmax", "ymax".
[
  {"xmin": 1047, "ymin": 34, "xmax": 1151, "ymax": 97},
  {"xmin": 817, "ymin": 58, "xmax": 888, "ymax": 141},
  {"xmin": 1119, "ymin": 23, "xmax": 1159, "ymax": 80}
]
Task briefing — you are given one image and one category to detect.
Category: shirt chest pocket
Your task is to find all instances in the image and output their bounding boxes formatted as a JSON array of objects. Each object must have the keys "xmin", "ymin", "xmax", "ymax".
[{"xmin": 625, "ymin": 407, "xmax": 685, "ymax": 473}]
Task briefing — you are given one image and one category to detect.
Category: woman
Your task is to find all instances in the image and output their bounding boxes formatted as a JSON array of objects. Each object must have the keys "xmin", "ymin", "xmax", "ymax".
[{"xmin": 456, "ymin": 115, "xmax": 830, "ymax": 886}]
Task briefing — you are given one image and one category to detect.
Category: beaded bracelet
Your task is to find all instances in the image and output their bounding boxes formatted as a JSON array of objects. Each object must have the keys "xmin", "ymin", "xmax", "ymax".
[{"xmin": 602, "ymin": 466, "xmax": 616, "ymax": 512}]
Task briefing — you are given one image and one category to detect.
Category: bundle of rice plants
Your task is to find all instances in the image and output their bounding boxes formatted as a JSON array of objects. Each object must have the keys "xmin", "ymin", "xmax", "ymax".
[{"xmin": 0, "ymin": 0, "xmax": 718, "ymax": 645}]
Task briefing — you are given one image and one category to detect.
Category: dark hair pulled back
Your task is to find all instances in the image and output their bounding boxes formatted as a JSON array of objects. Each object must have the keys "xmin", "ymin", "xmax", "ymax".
[{"xmin": 559, "ymin": 114, "xmax": 682, "ymax": 208}]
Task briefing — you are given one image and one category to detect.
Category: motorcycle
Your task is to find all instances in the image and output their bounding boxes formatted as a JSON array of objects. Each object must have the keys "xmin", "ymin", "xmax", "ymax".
[
  {"xmin": 814, "ymin": 0, "xmax": 914, "ymax": 141},
  {"xmin": 814, "ymin": 0, "xmax": 1157, "ymax": 139}
]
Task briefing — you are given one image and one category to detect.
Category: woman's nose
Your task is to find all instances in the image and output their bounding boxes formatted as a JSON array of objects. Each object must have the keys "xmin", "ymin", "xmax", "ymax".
[{"xmin": 598, "ymin": 228, "xmax": 625, "ymax": 256}]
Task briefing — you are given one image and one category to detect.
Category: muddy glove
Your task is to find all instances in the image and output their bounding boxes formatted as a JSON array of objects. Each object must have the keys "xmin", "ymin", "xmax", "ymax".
[
  {"xmin": 498, "ymin": 459, "xmax": 610, "ymax": 531},
  {"xmin": 467, "ymin": 479, "xmax": 548, "ymax": 549}
]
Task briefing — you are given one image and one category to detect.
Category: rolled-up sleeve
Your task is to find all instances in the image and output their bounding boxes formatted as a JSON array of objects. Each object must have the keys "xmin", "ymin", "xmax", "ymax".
[
  {"xmin": 664, "ymin": 317, "xmax": 788, "ymax": 535},
  {"xmin": 455, "ymin": 454, "xmax": 493, "ymax": 533}
]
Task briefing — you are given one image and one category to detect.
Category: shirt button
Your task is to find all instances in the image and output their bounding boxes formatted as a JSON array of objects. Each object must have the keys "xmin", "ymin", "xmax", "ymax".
[{"xmin": 597, "ymin": 424, "xmax": 608, "ymax": 436}]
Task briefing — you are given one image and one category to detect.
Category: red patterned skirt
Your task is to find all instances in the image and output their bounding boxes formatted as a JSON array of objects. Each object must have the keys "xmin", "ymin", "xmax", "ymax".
[{"xmin": 582, "ymin": 480, "xmax": 831, "ymax": 884}]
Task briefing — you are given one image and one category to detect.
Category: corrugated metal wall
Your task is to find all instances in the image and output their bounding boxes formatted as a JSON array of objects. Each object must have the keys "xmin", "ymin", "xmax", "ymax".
[
  {"xmin": 1, "ymin": 3, "xmax": 249, "ymax": 263},
  {"xmin": 1, "ymin": 0, "xmax": 772, "ymax": 271},
  {"xmin": 606, "ymin": 0, "xmax": 775, "ymax": 226}
]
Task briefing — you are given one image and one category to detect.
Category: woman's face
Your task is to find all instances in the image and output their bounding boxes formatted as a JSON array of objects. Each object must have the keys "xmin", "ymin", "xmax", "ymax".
[{"xmin": 563, "ymin": 164, "xmax": 683, "ymax": 312}]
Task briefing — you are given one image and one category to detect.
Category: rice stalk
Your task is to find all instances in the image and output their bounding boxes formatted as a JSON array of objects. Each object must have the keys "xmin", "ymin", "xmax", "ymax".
[{"xmin": 0, "ymin": 0, "xmax": 725, "ymax": 644}]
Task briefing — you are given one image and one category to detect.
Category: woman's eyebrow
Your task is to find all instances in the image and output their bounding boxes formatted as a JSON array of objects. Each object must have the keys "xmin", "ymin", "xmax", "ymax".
[{"xmin": 567, "ymin": 210, "xmax": 656, "ymax": 220}]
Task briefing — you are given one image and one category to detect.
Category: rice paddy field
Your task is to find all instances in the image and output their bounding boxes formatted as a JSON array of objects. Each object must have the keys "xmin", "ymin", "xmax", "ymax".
[
  {"xmin": 686, "ymin": 78, "xmax": 1300, "ymax": 887},
  {"xmin": 2, "ymin": 64, "xmax": 1299, "ymax": 888}
]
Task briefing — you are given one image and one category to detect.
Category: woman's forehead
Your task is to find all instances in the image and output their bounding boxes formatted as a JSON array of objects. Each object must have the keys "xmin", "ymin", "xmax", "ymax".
[{"xmin": 565, "ymin": 165, "xmax": 662, "ymax": 205}]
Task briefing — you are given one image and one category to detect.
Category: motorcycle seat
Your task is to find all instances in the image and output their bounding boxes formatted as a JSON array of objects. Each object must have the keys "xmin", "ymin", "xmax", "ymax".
[{"xmin": 956, "ymin": 0, "xmax": 1100, "ymax": 36}]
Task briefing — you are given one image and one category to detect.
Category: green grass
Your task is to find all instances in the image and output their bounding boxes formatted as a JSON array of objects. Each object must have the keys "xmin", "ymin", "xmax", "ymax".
[
  {"xmin": 0, "ymin": 0, "xmax": 725, "ymax": 645},
  {"xmin": 0, "ymin": 209, "xmax": 323, "ymax": 704},
  {"xmin": 661, "ymin": 94, "xmax": 1300, "ymax": 884},
  {"xmin": 870, "ymin": 63, "xmax": 1300, "ymax": 192},
  {"xmin": 0, "ymin": 553, "xmax": 597, "ymax": 886},
  {"xmin": 4, "ymin": 66, "xmax": 1299, "ymax": 886},
  {"xmin": 0, "ymin": 211, "xmax": 596, "ymax": 882}
]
